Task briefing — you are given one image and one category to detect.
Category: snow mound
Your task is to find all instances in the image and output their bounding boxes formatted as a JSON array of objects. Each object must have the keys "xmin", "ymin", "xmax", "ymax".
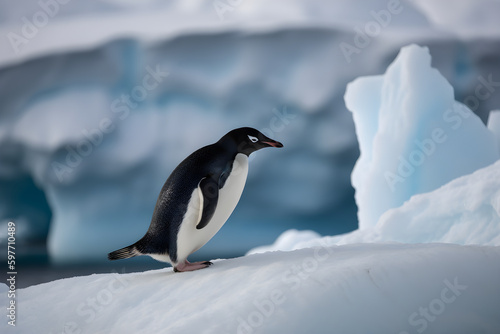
[
  {"xmin": 374, "ymin": 160, "xmax": 500, "ymax": 245},
  {"xmin": 255, "ymin": 159, "xmax": 500, "ymax": 254},
  {"xmin": 6, "ymin": 243, "xmax": 500, "ymax": 334},
  {"xmin": 249, "ymin": 229, "xmax": 321, "ymax": 255},
  {"xmin": 345, "ymin": 44, "xmax": 499, "ymax": 230}
]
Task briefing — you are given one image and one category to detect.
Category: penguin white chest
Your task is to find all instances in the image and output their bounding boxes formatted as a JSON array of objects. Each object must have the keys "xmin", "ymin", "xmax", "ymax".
[{"xmin": 176, "ymin": 153, "xmax": 249, "ymax": 262}]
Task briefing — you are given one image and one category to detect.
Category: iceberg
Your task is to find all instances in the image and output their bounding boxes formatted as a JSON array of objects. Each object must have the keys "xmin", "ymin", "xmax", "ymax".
[
  {"xmin": 345, "ymin": 44, "xmax": 499, "ymax": 230},
  {"xmin": 251, "ymin": 44, "xmax": 500, "ymax": 254}
]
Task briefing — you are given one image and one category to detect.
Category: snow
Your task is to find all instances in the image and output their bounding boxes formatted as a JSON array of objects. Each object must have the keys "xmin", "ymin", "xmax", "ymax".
[
  {"xmin": 250, "ymin": 159, "xmax": 500, "ymax": 254},
  {"xmin": 4, "ymin": 243, "xmax": 500, "ymax": 334},
  {"xmin": 249, "ymin": 229, "xmax": 321, "ymax": 254},
  {"xmin": 345, "ymin": 44, "xmax": 499, "ymax": 230}
]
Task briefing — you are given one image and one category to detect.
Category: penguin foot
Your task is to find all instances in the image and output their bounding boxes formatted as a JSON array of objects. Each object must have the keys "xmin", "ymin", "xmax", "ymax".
[{"xmin": 174, "ymin": 260, "xmax": 212, "ymax": 272}]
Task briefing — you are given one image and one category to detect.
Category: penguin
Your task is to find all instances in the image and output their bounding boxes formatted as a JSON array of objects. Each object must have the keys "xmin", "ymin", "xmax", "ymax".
[{"xmin": 108, "ymin": 127, "xmax": 283, "ymax": 272}]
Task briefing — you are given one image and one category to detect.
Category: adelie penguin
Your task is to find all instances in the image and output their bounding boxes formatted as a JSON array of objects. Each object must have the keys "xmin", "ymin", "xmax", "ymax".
[{"xmin": 108, "ymin": 127, "xmax": 283, "ymax": 272}]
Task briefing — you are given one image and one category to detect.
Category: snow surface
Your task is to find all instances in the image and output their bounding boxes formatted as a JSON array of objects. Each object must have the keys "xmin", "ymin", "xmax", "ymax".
[{"xmin": 3, "ymin": 243, "xmax": 500, "ymax": 334}]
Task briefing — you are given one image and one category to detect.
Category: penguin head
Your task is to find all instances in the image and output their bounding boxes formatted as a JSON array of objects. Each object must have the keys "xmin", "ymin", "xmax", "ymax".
[{"xmin": 221, "ymin": 127, "xmax": 283, "ymax": 156}]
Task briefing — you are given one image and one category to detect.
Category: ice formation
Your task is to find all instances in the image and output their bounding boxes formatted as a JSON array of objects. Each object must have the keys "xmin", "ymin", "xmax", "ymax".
[
  {"xmin": 251, "ymin": 44, "xmax": 500, "ymax": 255},
  {"xmin": 250, "ymin": 158, "xmax": 500, "ymax": 255},
  {"xmin": 345, "ymin": 44, "xmax": 499, "ymax": 230}
]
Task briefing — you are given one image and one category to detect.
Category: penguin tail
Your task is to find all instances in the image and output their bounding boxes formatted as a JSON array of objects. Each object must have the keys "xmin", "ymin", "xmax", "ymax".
[{"xmin": 108, "ymin": 245, "xmax": 141, "ymax": 261}]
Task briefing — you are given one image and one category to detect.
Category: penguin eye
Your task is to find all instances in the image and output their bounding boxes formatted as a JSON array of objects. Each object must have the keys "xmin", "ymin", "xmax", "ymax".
[{"xmin": 248, "ymin": 135, "xmax": 259, "ymax": 143}]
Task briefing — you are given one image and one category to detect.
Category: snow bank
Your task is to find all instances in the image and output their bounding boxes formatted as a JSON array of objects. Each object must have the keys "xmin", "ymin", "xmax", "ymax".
[
  {"xmin": 249, "ymin": 229, "xmax": 321, "ymax": 255},
  {"xmin": 374, "ymin": 161, "xmax": 500, "ymax": 245},
  {"xmin": 5, "ymin": 243, "xmax": 500, "ymax": 334},
  {"xmin": 251, "ymin": 159, "xmax": 500, "ymax": 254}
]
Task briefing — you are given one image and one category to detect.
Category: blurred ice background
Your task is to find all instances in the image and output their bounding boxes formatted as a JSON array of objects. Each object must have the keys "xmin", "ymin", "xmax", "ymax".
[{"xmin": 1, "ymin": 0, "xmax": 500, "ymax": 287}]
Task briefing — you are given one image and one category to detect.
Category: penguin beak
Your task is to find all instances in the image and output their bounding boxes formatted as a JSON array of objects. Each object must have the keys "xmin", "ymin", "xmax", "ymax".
[{"xmin": 263, "ymin": 140, "xmax": 284, "ymax": 148}]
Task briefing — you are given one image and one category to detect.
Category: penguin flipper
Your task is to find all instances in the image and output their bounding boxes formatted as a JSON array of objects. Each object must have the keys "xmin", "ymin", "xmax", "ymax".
[{"xmin": 196, "ymin": 176, "xmax": 219, "ymax": 230}]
